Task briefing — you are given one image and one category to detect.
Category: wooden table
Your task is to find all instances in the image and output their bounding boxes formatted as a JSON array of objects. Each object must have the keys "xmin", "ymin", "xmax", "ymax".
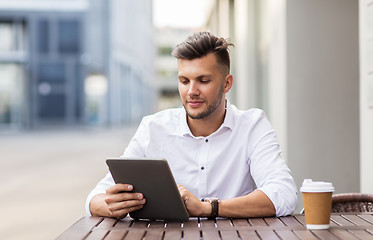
[{"xmin": 57, "ymin": 212, "xmax": 373, "ymax": 240}]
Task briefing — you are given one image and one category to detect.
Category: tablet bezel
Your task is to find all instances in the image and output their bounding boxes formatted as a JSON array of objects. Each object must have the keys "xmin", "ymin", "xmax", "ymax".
[{"xmin": 106, "ymin": 158, "xmax": 189, "ymax": 221}]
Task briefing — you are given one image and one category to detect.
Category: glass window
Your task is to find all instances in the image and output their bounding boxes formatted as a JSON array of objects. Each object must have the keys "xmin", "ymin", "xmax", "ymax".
[
  {"xmin": 38, "ymin": 94, "xmax": 66, "ymax": 118},
  {"xmin": 38, "ymin": 62, "xmax": 65, "ymax": 83},
  {"xmin": 0, "ymin": 64, "xmax": 23, "ymax": 124},
  {"xmin": 0, "ymin": 20, "xmax": 27, "ymax": 53},
  {"xmin": 58, "ymin": 20, "xmax": 80, "ymax": 54},
  {"xmin": 38, "ymin": 20, "xmax": 49, "ymax": 54},
  {"xmin": 0, "ymin": 21, "xmax": 15, "ymax": 52}
]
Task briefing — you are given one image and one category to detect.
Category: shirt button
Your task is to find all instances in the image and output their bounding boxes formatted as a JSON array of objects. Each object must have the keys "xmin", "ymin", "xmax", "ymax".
[
  {"xmin": 205, "ymin": 139, "xmax": 208, "ymax": 142},
  {"xmin": 201, "ymin": 166, "xmax": 205, "ymax": 170}
]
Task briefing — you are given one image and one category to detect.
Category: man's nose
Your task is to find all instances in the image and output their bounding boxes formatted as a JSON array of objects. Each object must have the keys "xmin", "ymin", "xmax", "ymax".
[{"xmin": 187, "ymin": 81, "xmax": 200, "ymax": 96}]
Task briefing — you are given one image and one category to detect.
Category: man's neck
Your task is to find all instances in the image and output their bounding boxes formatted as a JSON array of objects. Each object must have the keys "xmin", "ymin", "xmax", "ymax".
[{"xmin": 187, "ymin": 100, "xmax": 227, "ymax": 137}]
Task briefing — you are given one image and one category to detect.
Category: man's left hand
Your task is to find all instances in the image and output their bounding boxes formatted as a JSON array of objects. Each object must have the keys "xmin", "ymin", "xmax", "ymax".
[{"xmin": 178, "ymin": 185, "xmax": 211, "ymax": 217}]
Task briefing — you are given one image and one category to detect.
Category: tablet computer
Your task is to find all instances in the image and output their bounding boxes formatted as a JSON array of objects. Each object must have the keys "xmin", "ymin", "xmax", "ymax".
[{"xmin": 106, "ymin": 158, "xmax": 189, "ymax": 221}]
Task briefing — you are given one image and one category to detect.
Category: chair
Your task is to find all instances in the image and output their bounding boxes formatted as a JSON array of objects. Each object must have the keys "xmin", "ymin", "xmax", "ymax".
[{"xmin": 331, "ymin": 193, "xmax": 373, "ymax": 213}]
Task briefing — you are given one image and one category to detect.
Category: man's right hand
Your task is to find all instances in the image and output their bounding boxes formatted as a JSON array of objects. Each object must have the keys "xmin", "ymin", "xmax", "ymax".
[{"xmin": 89, "ymin": 184, "xmax": 146, "ymax": 219}]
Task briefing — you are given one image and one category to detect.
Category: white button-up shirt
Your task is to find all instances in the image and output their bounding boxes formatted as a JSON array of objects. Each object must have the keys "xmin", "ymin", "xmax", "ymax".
[{"xmin": 86, "ymin": 100, "xmax": 297, "ymax": 216}]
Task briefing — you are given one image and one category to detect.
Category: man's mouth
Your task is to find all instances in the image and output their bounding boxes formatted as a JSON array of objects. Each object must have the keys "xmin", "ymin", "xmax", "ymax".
[{"xmin": 187, "ymin": 100, "xmax": 204, "ymax": 108}]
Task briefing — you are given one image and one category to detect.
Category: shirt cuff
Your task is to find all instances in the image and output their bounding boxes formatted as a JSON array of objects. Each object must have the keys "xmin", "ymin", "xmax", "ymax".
[{"xmin": 85, "ymin": 189, "xmax": 106, "ymax": 216}]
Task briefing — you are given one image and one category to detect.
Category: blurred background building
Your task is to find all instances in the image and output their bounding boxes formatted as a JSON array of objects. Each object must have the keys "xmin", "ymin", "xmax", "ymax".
[
  {"xmin": 154, "ymin": 27, "xmax": 192, "ymax": 111},
  {"xmin": 0, "ymin": 0, "xmax": 154, "ymax": 129}
]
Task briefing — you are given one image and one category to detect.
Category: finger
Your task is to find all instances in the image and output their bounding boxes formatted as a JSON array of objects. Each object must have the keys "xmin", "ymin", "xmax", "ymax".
[
  {"xmin": 106, "ymin": 192, "xmax": 144, "ymax": 204},
  {"xmin": 106, "ymin": 184, "xmax": 133, "ymax": 194},
  {"xmin": 107, "ymin": 198, "xmax": 146, "ymax": 212},
  {"xmin": 110, "ymin": 204, "xmax": 145, "ymax": 219}
]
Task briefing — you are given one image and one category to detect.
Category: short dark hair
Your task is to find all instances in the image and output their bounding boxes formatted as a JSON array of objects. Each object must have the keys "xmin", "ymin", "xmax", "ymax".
[{"xmin": 171, "ymin": 31, "xmax": 234, "ymax": 73}]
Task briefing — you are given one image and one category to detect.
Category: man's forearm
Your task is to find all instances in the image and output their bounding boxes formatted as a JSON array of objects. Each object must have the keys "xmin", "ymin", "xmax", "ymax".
[{"xmin": 218, "ymin": 190, "xmax": 276, "ymax": 218}]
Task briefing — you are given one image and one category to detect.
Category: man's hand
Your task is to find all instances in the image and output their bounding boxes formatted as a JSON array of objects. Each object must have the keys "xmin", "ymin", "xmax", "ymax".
[
  {"xmin": 178, "ymin": 185, "xmax": 211, "ymax": 217},
  {"xmin": 90, "ymin": 184, "xmax": 146, "ymax": 219}
]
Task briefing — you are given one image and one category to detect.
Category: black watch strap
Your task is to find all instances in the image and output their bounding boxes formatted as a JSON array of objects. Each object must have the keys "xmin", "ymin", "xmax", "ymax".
[{"xmin": 205, "ymin": 198, "xmax": 219, "ymax": 219}]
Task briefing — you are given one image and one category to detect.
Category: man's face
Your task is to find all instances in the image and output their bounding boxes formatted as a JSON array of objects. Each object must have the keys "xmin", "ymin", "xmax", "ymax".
[{"xmin": 177, "ymin": 53, "xmax": 229, "ymax": 120}]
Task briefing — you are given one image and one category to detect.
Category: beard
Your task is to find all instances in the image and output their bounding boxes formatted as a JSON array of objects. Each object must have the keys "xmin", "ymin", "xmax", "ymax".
[{"xmin": 183, "ymin": 85, "xmax": 224, "ymax": 120}]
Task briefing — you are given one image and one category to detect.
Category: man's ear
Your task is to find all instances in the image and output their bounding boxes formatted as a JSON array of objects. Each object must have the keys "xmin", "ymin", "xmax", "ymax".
[{"xmin": 223, "ymin": 74, "xmax": 233, "ymax": 93}]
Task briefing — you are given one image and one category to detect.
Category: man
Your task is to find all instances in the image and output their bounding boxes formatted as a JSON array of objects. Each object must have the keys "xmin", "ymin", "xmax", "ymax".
[{"xmin": 86, "ymin": 32, "xmax": 297, "ymax": 219}]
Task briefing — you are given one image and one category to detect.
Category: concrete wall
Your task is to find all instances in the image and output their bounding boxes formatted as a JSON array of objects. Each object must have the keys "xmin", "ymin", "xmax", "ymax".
[{"xmin": 286, "ymin": 0, "xmax": 360, "ymax": 210}]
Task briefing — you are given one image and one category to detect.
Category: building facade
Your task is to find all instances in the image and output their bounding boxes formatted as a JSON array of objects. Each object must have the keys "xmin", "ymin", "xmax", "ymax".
[
  {"xmin": 0, "ymin": 0, "xmax": 155, "ymax": 129},
  {"xmin": 205, "ymin": 0, "xmax": 360, "ymax": 211}
]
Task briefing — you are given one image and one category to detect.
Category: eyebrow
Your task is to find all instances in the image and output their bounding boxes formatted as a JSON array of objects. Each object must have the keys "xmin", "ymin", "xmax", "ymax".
[{"xmin": 178, "ymin": 74, "xmax": 214, "ymax": 80}]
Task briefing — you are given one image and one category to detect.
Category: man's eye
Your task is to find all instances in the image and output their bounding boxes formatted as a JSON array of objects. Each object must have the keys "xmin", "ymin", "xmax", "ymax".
[{"xmin": 201, "ymin": 80, "xmax": 210, "ymax": 83}]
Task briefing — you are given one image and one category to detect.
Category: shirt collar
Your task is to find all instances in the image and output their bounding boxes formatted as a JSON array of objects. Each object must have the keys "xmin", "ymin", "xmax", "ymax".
[{"xmin": 178, "ymin": 98, "xmax": 235, "ymax": 137}]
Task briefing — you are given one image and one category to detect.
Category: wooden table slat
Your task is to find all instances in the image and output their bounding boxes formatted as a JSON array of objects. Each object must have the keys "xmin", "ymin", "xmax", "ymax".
[
  {"xmin": 201, "ymin": 229, "xmax": 221, "ymax": 240},
  {"xmin": 329, "ymin": 228, "xmax": 362, "ymax": 240},
  {"xmin": 56, "ymin": 216, "xmax": 103, "ymax": 240},
  {"xmin": 163, "ymin": 230, "xmax": 182, "ymax": 240},
  {"xmin": 330, "ymin": 215, "xmax": 357, "ymax": 226},
  {"xmin": 131, "ymin": 220, "xmax": 149, "ymax": 228},
  {"xmin": 148, "ymin": 221, "xmax": 166, "ymax": 228},
  {"xmin": 104, "ymin": 230, "xmax": 128, "ymax": 240},
  {"xmin": 311, "ymin": 230, "xmax": 340, "ymax": 240},
  {"xmin": 264, "ymin": 217, "xmax": 286, "ymax": 227},
  {"xmin": 231, "ymin": 218, "xmax": 250, "ymax": 226},
  {"xmin": 249, "ymin": 217, "xmax": 268, "ymax": 226},
  {"xmin": 220, "ymin": 230, "xmax": 240, "ymax": 240},
  {"xmin": 165, "ymin": 222, "xmax": 182, "ymax": 228},
  {"xmin": 123, "ymin": 230, "xmax": 146, "ymax": 240},
  {"xmin": 348, "ymin": 229, "xmax": 373, "ymax": 240},
  {"xmin": 200, "ymin": 218, "xmax": 216, "ymax": 228},
  {"xmin": 56, "ymin": 230, "xmax": 92, "ymax": 240},
  {"xmin": 85, "ymin": 229, "xmax": 109, "ymax": 240},
  {"xmin": 216, "ymin": 218, "xmax": 233, "ymax": 227},
  {"xmin": 238, "ymin": 230, "xmax": 260, "ymax": 240},
  {"xmin": 279, "ymin": 216, "xmax": 303, "ymax": 227},
  {"xmin": 342, "ymin": 214, "xmax": 373, "ymax": 226},
  {"xmin": 293, "ymin": 215, "xmax": 306, "ymax": 226},
  {"xmin": 293, "ymin": 230, "xmax": 319, "ymax": 240},
  {"xmin": 97, "ymin": 218, "xmax": 118, "ymax": 228},
  {"xmin": 183, "ymin": 229, "xmax": 201, "ymax": 240},
  {"xmin": 256, "ymin": 230, "xmax": 281, "ymax": 240},
  {"xmin": 358, "ymin": 214, "xmax": 373, "ymax": 224},
  {"xmin": 275, "ymin": 230, "xmax": 302, "ymax": 240},
  {"xmin": 183, "ymin": 220, "xmax": 199, "ymax": 228},
  {"xmin": 142, "ymin": 229, "xmax": 164, "ymax": 240},
  {"xmin": 113, "ymin": 219, "xmax": 132, "ymax": 228}
]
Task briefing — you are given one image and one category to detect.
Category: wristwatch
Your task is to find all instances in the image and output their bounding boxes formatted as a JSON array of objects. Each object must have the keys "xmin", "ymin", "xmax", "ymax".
[{"xmin": 204, "ymin": 198, "xmax": 219, "ymax": 219}]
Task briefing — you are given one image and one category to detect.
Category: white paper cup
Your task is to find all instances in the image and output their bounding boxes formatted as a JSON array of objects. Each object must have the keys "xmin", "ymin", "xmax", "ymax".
[{"xmin": 300, "ymin": 179, "xmax": 335, "ymax": 229}]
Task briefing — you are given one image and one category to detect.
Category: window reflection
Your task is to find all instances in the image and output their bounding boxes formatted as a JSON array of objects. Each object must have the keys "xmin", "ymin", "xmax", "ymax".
[
  {"xmin": 0, "ymin": 22, "xmax": 14, "ymax": 52},
  {"xmin": 0, "ymin": 64, "xmax": 22, "ymax": 125},
  {"xmin": 58, "ymin": 20, "xmax": 80, "ymax": 53}
]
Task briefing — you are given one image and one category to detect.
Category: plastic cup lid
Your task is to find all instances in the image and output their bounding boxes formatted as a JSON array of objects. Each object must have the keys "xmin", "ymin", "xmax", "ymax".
[{"xmin": 300, "ymin": 179, "xmax": 335, "ymax": 192}]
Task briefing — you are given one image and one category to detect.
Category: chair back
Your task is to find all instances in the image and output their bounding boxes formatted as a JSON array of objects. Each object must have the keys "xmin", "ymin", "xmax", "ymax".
[{"xmin": 332, "ymin": 193, "xmax": 373, "ymax": 213}]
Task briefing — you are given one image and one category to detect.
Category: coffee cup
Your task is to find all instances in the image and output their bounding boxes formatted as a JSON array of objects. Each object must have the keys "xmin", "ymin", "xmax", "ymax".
[{"xmin": 300, "ymin": 179, "xmax": 335, "ymax": 229}]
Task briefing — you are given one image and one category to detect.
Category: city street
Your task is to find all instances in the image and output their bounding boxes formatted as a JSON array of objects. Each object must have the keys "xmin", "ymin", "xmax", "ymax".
[{"xmin": 0, "ymin": 125, "xmax": 138, "ymax": 240}]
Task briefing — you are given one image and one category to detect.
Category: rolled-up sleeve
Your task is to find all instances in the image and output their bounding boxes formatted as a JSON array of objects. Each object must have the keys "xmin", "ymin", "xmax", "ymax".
[
  {"xmin": 249, "ymin": 114, "xmax": 297, "ymax": 216},
  {"xmin": 85, "ymin": 172, "xmax": 115, "ymax": 215}
]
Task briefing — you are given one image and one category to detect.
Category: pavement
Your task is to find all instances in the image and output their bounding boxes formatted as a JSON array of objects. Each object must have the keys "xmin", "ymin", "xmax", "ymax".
[{"xmin": 0, "ymin": 125, "xmax": 138, "ymax": 240}]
